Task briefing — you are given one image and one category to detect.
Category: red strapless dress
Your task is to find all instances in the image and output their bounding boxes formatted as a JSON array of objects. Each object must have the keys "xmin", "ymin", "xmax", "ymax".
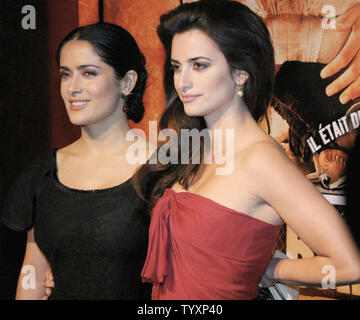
[{"xmin": 141, "ymin": 188, "xmax": 281, "ymax": 300}]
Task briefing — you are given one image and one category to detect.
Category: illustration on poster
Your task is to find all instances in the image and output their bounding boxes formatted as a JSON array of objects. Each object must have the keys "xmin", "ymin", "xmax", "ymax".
[{"xmin": 307, "ymin": 106, "xmax": 360, "ymax": 154}]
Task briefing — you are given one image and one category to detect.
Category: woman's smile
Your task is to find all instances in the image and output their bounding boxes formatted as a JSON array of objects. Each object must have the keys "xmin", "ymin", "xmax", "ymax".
[
  {"xmin": 171, "ymin": 29, "xmax": 239, "ymax": 119},
  {"xmin": 69, "ymin": 99, "xmax": 91, "ymax": 110},
  {"xmin": 60, "ymin": 40, "xmax": 123, "ymax": 126}
]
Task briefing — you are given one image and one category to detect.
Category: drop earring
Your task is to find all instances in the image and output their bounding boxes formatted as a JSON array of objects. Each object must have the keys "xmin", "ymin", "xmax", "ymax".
[
  {"xmin": 122, "ymin": 93, "xmax": 129, "ymax": 113},
  {"xmin": 236, "ymin": 86, "xmax": 244, "ymax": 99}
]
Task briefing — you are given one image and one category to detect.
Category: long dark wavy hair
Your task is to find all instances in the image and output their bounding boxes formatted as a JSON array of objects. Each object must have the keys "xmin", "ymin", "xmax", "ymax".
[
  {"xmin": 134, "ymin": 0, "xmax": 275, "ymax": 211},
  {"xmin": 56, "ymin": 22, "xmax": 148, "ymax": 123}
]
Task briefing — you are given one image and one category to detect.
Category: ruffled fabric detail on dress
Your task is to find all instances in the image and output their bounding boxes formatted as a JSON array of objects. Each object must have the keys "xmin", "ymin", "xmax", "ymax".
[
  {"xmin": 141, "ymin": 189, "xmax": 174, "ymax": 284},
  {"xmin": 141, "ymin": 188, "xmax": 282, "ymax": 300}
]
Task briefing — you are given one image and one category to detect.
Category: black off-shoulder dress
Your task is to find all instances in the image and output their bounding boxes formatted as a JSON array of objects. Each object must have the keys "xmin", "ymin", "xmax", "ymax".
[{"xmin": 1, "ymin": 149, "xmax": 151, "ymax": 300}]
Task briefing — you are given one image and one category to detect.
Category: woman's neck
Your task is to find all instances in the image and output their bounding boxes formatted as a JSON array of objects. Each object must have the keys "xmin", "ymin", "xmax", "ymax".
[
  {"xmin": 204, "ymin": 98, "xmax": 255, "ymax": 133},
  {"xmin": 202, "ymin": 99, "xmax": 261, "ymax": 160},
  {"xmin": 78, "ymin": 115, "xmax": 132, "ymax": 156}
]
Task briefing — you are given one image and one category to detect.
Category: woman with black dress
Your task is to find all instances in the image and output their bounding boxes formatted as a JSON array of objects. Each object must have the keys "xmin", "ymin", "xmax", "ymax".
[{"xmin": 1, "ymin": 23, "xmax": 154, "ymax": 299}]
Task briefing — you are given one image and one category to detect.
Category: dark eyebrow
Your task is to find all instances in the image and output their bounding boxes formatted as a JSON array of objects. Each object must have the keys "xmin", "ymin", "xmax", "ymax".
[
  {"xmin": 170, "ymin": 56, "xmax": 212, "ymax": 64},
  {"xmin": 59, "ymin": 64, "xmax": 101, "ymax": 71}
]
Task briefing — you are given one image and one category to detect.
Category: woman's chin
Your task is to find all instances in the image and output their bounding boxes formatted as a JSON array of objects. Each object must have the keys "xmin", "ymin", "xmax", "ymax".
[
  {"xmin": 183, "ymin": 107, "xmax": 203, "ymax": 118},
  {"xmin": 67, "ymin": 117, "xmax": 92, "ymax": 127}
]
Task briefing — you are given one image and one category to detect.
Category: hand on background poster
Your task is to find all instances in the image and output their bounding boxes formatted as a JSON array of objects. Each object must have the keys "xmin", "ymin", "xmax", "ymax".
[{"xmin": 321, "ymin": 3, "xmax": 360, "ymax": 104}]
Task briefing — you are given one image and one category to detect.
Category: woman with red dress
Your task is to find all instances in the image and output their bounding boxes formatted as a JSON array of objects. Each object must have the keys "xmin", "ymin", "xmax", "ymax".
[{"xmin": 134, "ymin": 0, "xmax": 360, "ymax": 300}]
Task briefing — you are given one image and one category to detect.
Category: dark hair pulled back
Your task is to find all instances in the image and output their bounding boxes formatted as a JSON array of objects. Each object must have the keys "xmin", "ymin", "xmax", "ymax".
[{"xmin": 56, "ymin": 22, "xmax": 148, "ymax": 123}]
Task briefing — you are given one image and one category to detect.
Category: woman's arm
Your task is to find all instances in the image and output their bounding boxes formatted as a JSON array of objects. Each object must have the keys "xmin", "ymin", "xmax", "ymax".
[
  {"xmin": 250, "ymin": 142, "xmax": 360, "ymax": 286},
  {"xmin": 15, "ymin": 228, "xmax": 50, "ymax": 300}
]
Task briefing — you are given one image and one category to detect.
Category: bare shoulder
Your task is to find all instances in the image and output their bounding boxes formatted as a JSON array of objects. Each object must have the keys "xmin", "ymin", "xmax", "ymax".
[
  {"xmin": 240, "ymin": 135, "xmax": 290, "ymax": 173},
  {"xmin": 236, "ymin": 134, "xmax": 310, "ymax": 202}
]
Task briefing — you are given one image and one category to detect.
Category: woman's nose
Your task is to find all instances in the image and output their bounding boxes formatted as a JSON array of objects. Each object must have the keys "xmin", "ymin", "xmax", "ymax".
[
  {"xmin": 177, "ymin": 68, "xmax": 193, "ymax": 93},
  {"xmin": 67, "ymin": 75, "xmax": 82, "ymax": 95}
]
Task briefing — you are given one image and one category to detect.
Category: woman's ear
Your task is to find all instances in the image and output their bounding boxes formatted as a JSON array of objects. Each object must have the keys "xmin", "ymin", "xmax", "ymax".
[
  {"xmin": 234, "ymin": 70, "xmax": 249, "ymax": 86},
  {"xmin": 121, "ymin": 70, "xmax": 138, "ymax": 96}
]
